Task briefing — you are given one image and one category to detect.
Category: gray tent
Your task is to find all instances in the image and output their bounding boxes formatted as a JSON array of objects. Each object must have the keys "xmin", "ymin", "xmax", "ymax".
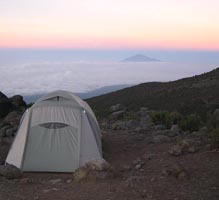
[{"xmin": 6, "ymin": 90, "xmax": 102, "ymax": 172}]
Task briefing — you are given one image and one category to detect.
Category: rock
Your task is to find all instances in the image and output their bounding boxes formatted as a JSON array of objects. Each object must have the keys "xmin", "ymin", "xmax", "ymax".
[
  {"xmin": 177, "ymin": 171, "xmax": 188, "ymax": 180},
  {"xmin": 0, "ymin": 92, "xmax": 13, "ymax": 118},
  {"xmin": 0, "ymin": 125, "xmax": 12, "ymax": 137},
  {"xmin": 135, "ymin": 163, "xmax": 144, "ymax": 170},
  {"xmin": 179, "ymin": 139, "xmax": 190, "ymax": 148},
  {"xmin": 153, "ymin": 124, "xmax": 166, "ymax": 130},
  {"xmin": 132, "ymin": 158, "xmax": 145, "ymax": 170},
  {"xmin": 169, "ymin": 125, "xmax": 180, "ymax": 137},
  {"xmin": 6, "ymin": 127, "xmax": 17, "ymax": 137},
  {"xmin": 203, "ymin": 144, "xmax": 212, "ymax": 151},
  {"xmin": 49, "ymin": 178, "xmax": 62, "ymax": 184},
  {"xmin": 152, "ymin": 135, "xmax": 170, "ymax": 143},
  {"xmin": 0, "ymin": 164, "xmax": 22, "ymax": 179},
  {"xmin": 20, "ymin": 178, "xmax": 33, "ymax": 184},
  {"xmin": 4, "ymin": 111, "xmax": 22, "ymax": 127},
  {"xmin": 120, "ymin": 164, "xmax": 132, "ymax": 171},
  {"xmin": 183, "ymin": 131, "xmax": 190, "ymax": 135},
  {"xmin": 111, "ymin": 121, "xmax": 126, "ymax": 130},
  {"xmin": 187, "ymin": 146, "xmax": 198, "ymax": 153},
  {"xmin": 154, "ymin": 129, "xmax": 170, "ymax": 136},
  {"xmin": 213, "ymin": 109, "xmax": 219, "ymax": 126},
  {"xmin": 143, "ymin": 153, "xmax": 157, "ymax": 160},
  {"xmin": 125, "ymin": 120, "xmax": 139, "ymax": 129},
  {"xmin": 199, "ymin": 126, "xmax": 208, "ymax": 134},
  {"xmin": 66, "ymin": 179, "xmax": 72, "ymax": 183},
  {"xmin": 179, "ymin": 139, "xmax": 194, "ymax": 149},
  {"xmin": 42, "ymin": 188, "xmax": 59, "ymax": 193},
  {"xmin": 0, "ymin": 122, "xmax": 5, "ymax": 129},
  {"xmin": 125, "ymin": 176, "xmax": 144, "ymax": 188},
  {"xmin": 133, "ymin": 158, "xmax": 142, "ymax": 165},
  {"xmin": 161, "ymin": 164, "xmax": 188, "ymax": 180},
  {"xmin": 139, "ymin": 118, "xmax": 153, "ymax": 128},
  {"xmin": 73, "ymin": 168, "xmax": 88, "ymax": 182},
  {"xmin": 168, "ymin": 145, "xmax": 183, "ymax": 156},
  {"xmin": 86, "ymin": 159, "xmax": 110, "ymax": 171},
  {"xmin": 109, "ymin": 111, "xmax": 125, "ymax": 120},
  {"xmin": 191, "ymin": 131, "xmax": 199, "ymax": 136},
  {"xmin": 91, "ymin": 171, "xmax": 110, "ymax": 179},
  {"xmin": 9, "ymin": 95, "xmax": 26, "ymax": 108},
  {"xmin": 110, "ymin": 104, "xmax": 124, "ymax": 112}
]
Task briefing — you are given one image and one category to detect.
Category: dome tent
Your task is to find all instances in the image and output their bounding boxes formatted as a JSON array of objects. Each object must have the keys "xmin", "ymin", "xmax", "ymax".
[{"xmin": 6, "ymin": 90, "xmax": 102, "ymax": 172}]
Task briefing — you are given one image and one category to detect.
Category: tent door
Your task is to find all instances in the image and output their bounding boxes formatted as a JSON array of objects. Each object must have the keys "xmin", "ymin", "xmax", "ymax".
[{"xmin": 22, "ymin": 124, "xmax": 79, "ymax": 172}]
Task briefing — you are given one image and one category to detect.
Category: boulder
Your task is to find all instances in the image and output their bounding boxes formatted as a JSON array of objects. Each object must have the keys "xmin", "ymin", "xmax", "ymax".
[
  {"xmin": 169, "ymin": 125, "xmax": 180, "ymax": 137},
  {"xmin": 109, "ymin": 111, "xmax": 125, "ymax": 120},
  {"xmin": 0, "ymin": 124, "xmax": 12, "ymax": 137},
  {"xmin": 161, "ymin": 164, "xmax": 188, "ymax": 180},
  {"xmin": 179, "ymin": 139, "xmax": 194, "ymax": 149},
  {"xmin": 0, "ymin": 164, "xmax": 22, "ymax": 179},
  {"xmin": 0, "ymin": 92, "xmax": 13, "ymax": 118},
  {"xmin": 111, "ymin": 121, "xmax": 126, "ymax": 130},
  {"xmin": 86, "ymin": 159, "xmax": 110, "ymax": 171},
  {"xmin": 3, "ymin": 111, "xmax": 23, "ymax": 126},
  {"xmin": 73, "ymin": 167, "xmax": 88, "ymax": 182},
  {"xmin": 168, "ymin": 145, "xmax": 183, "ymax": 156},
  {"xmin": 5, "ymin": 127, "xmax": 16, "ymax": 137},
  {"xmin": 125, "ymin": 120, "xmax": 140, "ymax": 129},
  {"xmin": 154, "ymin": 129, "xmax": 170, "ymax": 136},
  {"xmin": 152, "ymin": 135, "xmax": 170, "ymax": 143},
  {"xmin": 9, "ymin": 95, "xmax": 26, "ymax": 108},
  {"xmin": 49, "ymin": 178, "xmax": 62, "ymax": 184},
  {"xmin": 143, "ymin": 153, "xmax": 157, "ymax": 160},
  {"xmin": 153, "ymin": 124, "xmax": 166, "ymax": 130},
  {"xmin": 110, "ymin": 104, "xmax": 124, "ymax": 112},
  {"xmin": 137, "ymin": 107, "xmax": 151, "ymax": 117},
  {"xmin": 73, "ymin": 159, "xmax": 112, "ymax": 182},
  {"xmin": 199, "ymin": 126, "xmax": 208, "ymax": 134}
]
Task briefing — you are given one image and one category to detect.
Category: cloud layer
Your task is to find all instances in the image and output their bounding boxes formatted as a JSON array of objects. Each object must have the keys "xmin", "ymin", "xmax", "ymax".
[{"xmin": 0, "ymin": 61, "xmax": 215, "ymax": 97}]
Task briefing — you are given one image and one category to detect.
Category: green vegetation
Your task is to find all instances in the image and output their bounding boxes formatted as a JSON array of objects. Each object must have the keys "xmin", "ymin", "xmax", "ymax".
[
  {"xmin": 151, "ymin": 111, "xmax": 182, "ymax": 129},
  {"xmin": 206, "ymin": 111, "xmax": 219, "ymax": 148},
  {"xmin": 93, "ymin": 109, "xmax": 111, "ymax": 119},
  {"xmin": 211, "ymin": 128, "xmax": 219, "ymax": 149},
  {"xmin": 151, "ymin": 111, "xmax": 202, "ymax": 131},
  {"xmin": 179, "ymin": 114, "xmax": 202, "ymax": 132},
  {"xmin": 123, "ymin": 111, "xmax": 138, "ymax": 121}
]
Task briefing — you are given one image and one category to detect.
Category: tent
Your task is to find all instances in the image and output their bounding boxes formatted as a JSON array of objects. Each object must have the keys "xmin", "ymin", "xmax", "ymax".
[{"xmin": 6, "ymin": 90, "xmax": 102, "ymax": 172}]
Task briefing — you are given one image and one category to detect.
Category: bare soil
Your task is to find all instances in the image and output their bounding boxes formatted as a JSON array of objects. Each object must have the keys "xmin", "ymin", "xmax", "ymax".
[{"xmin": 1, "ymin": 129, "xmax": 219, "ymax": 200}]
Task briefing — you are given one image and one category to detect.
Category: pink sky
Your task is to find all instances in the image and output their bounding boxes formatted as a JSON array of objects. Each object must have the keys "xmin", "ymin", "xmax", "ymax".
[{"xmin": 1, "ymin": 0, "xmax": 219, "ymax": 50}]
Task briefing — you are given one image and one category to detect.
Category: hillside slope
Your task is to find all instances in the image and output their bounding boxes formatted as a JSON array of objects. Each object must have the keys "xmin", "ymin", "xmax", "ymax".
[{"xmin": 87, "ymin": 68, "xmax": 219, "ymax": 117}]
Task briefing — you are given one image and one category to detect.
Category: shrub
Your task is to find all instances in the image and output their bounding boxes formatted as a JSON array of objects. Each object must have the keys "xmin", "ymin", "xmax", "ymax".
[
  {"xmin": 123, "ymin": 111, "xmax": 138, "ymax": 121},
  {"xmin": 179, "ymin": 114, "xmax": 202, "ymax": 132},
  {"xmin": 151, "ymin": 111, "xmax": 182, "ymax": 129},
  {"xmin": 211, "ymin": 128, "xmax": 219, "ymax": 149},
  {"xmin": 151, "ymin": 111, "xmax": 169, "ymax": 126},
  {"xmin": 206, "ymin": 112, "xmax": 214, "ymax": 131},
  {"xmin": 93, "ymin": 109, "xmax": 111, "ymax": 119},
  {"xmin": 169, "ymin": 111, "xmax": 182, "ymax": 125}
]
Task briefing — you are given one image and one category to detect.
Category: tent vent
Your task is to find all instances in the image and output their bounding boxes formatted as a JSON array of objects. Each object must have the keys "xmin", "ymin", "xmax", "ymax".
[{"xmin": 39, "ymin": 122, "xmax": 69, "ymax": 129}]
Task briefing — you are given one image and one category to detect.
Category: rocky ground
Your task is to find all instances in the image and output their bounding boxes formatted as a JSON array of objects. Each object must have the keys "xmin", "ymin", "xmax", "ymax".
[{"xmin": 0, "ymin": 97, "xmax": 219, "ymax": 200}]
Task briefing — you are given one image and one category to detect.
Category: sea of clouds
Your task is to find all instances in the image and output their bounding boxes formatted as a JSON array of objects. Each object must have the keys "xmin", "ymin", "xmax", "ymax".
[{"xmin": 0, "ymin": 61, "xmax": 216, "ymax": 97}]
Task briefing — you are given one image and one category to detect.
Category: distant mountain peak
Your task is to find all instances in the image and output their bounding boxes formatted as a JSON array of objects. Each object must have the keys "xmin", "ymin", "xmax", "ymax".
[{"xmin": 122, "ymin": 54, "xmax": 160, "ymax": 62}]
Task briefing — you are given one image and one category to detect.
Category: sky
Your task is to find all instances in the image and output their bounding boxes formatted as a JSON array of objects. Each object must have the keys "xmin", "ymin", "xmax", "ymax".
[{"xmin": 1, "ymin": 0, "xmax": 219, "ymax": 50}]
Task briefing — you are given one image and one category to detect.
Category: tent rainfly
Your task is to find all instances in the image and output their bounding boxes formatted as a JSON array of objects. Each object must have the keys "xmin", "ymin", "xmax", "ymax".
[{"xmin": 6, "ymin": 90, "xmax": 102, "ymax": 172}]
